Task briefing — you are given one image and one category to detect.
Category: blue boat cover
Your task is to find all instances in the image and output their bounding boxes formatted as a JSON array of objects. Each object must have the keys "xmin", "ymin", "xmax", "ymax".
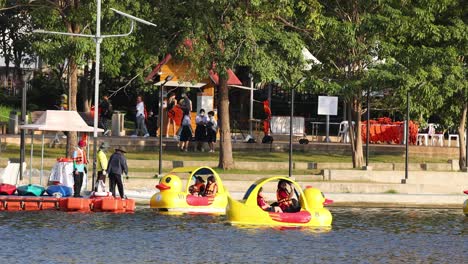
[
  {"xmin": 17, "ymin": 184, "xmax": 46, "ymax": 196},
  {"xmin": 46, "ymin": 185, "xmax": 72, "ymax": 197}
]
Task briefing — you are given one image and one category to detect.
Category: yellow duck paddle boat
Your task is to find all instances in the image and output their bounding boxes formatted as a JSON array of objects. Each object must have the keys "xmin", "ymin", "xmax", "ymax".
[
  {"xmin": 150, "ymin": 166, "xmax": 228, "ymax": 213},
  {"xmin": 227, "ymin": 176, "xmax": 333, "ymax": 227},
  {"xmin": 463, "ymin": 190, "xmax": 468, "ymax": 216}
]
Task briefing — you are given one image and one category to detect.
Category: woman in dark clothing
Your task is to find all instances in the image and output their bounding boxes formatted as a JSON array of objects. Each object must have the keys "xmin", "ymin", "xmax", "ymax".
[
  {"xmin": 106, "ymin": 146, "xmax": 129, "ymax": 199},
  {"xmin": 194, "ymin": 109, "xmax": 207, "ymax": 151},
  {"xmin": 179, "ymin": 109, "xmax": 193, "ymax": 151}
]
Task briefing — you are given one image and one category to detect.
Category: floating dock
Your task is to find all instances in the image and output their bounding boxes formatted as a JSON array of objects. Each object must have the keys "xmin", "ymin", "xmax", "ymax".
[{"xmin": 0, "ymin": 196, "xmax": 135, "ymax": 213}]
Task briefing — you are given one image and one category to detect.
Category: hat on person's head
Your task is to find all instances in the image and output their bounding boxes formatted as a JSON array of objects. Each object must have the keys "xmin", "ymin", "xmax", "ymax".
[
  {"xmin": 99, "ymin": 142, "xmax": 110, "ymax": 150},
  {"xmin": 115, "ymin": 146, "xmax": 127, "ymax": 153},
  {"xmin": 78, "ymin": 140, "xmax": 86, "ymax": 147}
]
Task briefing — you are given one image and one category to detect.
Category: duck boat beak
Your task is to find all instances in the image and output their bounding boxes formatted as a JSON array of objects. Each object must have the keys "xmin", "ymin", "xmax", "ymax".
[
  {"xmin": 323, "ymin": 199, "xmax": 334, "ymax": 205},
  {"xmin": 156, "ymin": 183, "xmax": 171, "ymax": 190}
]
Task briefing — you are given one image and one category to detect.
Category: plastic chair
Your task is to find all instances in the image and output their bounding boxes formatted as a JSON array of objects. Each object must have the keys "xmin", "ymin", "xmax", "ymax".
[
  {"xmin": 337, "ymin": 121, "xmax": 355, "ymax": 143},
  {"xmin": 428, "ymin": 124, "xmax": 444, "ymax": 147},
  {"xmin": 448, "ymin": 134, "xmax": 459, "ymax": 147}
]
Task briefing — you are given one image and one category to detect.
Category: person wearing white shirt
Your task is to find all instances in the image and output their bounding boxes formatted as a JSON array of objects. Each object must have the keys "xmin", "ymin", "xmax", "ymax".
[
  {"xmin": 132, "ymin": 96, "xmax": 149, "ymax": 137},
  {"xmin": 206, "ymin": 111, "xmax": 218, "ymax": 152}
]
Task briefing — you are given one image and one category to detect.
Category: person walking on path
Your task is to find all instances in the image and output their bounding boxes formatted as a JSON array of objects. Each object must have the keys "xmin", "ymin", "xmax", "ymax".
[
  {"xmin": 206, "ymin": 111, "xmax": 217, "ymax": 153},
  {"xmin": 195, "ymin": 109, "xmax": 208, "ymax": 151},
  {"xmin": 99, "ymin": 96, "xmax": 112, "ymax": 136},
  {"xmin": 72, "ymin": 140, "xmax": 88, "ymax": 197},
  {"xmin": 107, "ymin": 146, "xmax": 129, "ymax": 199},
  {"xmin": 95, "ymin": 142, "xmax": 109, "ymax": 192},
  {"xmin": 132, "ymin": 95, "xmax": 149, "ymax": 137}
]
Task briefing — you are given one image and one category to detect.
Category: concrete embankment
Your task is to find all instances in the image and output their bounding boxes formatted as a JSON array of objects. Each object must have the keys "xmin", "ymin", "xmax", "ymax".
[{"xmin": 2, "ymin": 156, "xmax": 467, "ymax": 208}]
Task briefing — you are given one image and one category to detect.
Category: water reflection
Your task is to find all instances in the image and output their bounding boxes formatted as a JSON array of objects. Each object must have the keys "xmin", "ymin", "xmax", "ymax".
[{"xmin": 0, "ymin": 208, "xmax": 466, "ymax": 263}]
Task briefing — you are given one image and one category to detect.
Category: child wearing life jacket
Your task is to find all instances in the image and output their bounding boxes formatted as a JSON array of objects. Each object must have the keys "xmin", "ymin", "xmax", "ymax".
[
  {"xmin": 257, "ymin": 187, "xmax": 282, "ymax": 213},
  {"xmin": 189, "ymin": 176, "xmax": 205, "ymax": 196},
  {"xmin": 204, "ymin": 176, "xmax": 218, "ymax": 197},
  {"xmin": 276, "ymin": 180, "xmax": 300, "ymax": 212}
]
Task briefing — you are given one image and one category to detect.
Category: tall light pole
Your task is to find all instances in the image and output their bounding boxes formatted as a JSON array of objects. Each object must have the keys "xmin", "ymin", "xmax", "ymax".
[
  {"xmin": 404, "ymin": 89, "xmax": 410, "ymax": 183},
  {"xmin": 158, "ymin": 75, "xmax": 173, "ymax": 176},
  {"xmin": 289, "ymin": 77, "xmax": 307, "ymax": 178},
  {"xmin": 34, "ymin": 3, "xmax": 156, "ymax": 190},
  {"xmin": 366, "ymin": 87, "xmax": 370, "ymax": 167}
]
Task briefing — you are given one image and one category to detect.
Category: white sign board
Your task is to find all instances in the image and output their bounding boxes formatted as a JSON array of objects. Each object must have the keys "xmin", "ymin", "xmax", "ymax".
[
  {"xmin": 270, "ymin": 116, "xmax": 304, "ymax": 136},
  {"xmin": 196, "ymin": 95, "xmax": 213, "ymax": 113},
  {"xmin": 318, "ymin": 96, "xmax": 338, "ymax": 116}
]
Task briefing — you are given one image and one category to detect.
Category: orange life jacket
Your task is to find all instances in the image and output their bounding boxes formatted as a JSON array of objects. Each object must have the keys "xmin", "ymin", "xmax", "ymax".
[
  {"xmin": 190, "ymin": 183, "xmax": 205, "ymax": 195},
  {"xmin": 204, "ymin": 182, "xmax": 217, "ymax": 196},
  {"xmin": 276, "ymin": 189, "xmax": 292, "ymax": 209},
  {"xmin": 73, "ymin": 148, "xmax": 88, "ymax": 165}
]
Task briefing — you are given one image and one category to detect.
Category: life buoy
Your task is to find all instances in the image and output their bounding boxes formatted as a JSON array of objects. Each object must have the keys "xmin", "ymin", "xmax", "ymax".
[{"xmin": 91, "ymin": 191, "xmax": 113, "ymax": 197}]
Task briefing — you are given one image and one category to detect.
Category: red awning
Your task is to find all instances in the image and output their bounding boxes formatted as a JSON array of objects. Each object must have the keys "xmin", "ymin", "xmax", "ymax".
[
  {"xmin": 144, "ymin": 53, "xmax": 172, "ymax": 82},
  {"xmin": 209, "ymin": 69, "xmax": 242, "ymax": 86}
]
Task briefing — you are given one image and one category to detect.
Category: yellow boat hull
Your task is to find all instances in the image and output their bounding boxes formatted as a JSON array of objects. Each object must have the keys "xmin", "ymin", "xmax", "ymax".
[
  {"xmin": 227, "ymin": 196, "xmax": 332, "ymax": 227},
  {"xmin": 226, "ymin": 176, "xmax": 333, "ymax": 227},
  {"xmin": 150, "ymin": 192, "xmax": 228, "ymax": 213}
]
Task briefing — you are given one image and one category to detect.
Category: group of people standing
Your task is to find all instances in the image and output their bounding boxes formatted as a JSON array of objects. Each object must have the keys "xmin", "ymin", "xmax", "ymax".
[
  {"xmin": 98, "ymin": 91, "xmax": 218, "ymax": 152},
  {"xmin": 72, "ymin": 140, "xmax": 129, "ymax": 199},
  {"xmin": 166, "ymin": 92, "xmax": 217, "ymax": 152}
]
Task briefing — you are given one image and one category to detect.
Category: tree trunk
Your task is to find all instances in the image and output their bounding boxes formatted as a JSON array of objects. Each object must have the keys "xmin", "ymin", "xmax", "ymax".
[
  {"xmin": 458, "ymin": 102, "xmax": 467, "ymax": 170},
  {"xmin": 349, "ymin": 97, "xmax": 364, "ymax": 168},
  {"xmin": 217, "ymin": 76, "xmax": 234, "ymax": 169},
  {"xmin": 66, "ymin": 57, "xmax": 78, "ymax": 157}
]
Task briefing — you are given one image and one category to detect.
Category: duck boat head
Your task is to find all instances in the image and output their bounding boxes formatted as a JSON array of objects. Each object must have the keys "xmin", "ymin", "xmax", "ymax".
[{"xmin": 156, "ymin": 174, "xmax": 182, "ymax": 193}]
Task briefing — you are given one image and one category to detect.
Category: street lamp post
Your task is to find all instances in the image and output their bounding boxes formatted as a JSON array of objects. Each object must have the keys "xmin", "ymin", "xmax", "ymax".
[
  {"xmin": 34, "ymin": 2, "xmax": 156, "ymax": 190},
  {"xmin": 158, "ymin": 75, "xmax": 173, "ymax": 176},
  {"xmin": 289, "ymin": 77, "xmax": 306, "ymax": 178},
  {"xmin": 404, "ymin": 89, "xmax": 410, "ymax": 183},
  {"xmin": 366, "ymin": 87, "xmax": 370, "ymax": 167}
]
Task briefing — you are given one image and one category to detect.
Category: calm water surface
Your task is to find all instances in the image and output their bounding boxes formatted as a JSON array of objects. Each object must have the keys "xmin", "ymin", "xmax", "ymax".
[{"xmin": 0, "ymin": 208, "xmax": 466, "ymax": 263}]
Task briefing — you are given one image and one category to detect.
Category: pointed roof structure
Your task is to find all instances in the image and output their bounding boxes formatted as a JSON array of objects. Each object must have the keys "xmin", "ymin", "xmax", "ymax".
[
  {"xmin": 19, "ymin": 110, "xmax": 103, "ymax": 132},
  {"xmin": 208, "ymin": 69, "xmax": 242, "ymax": 86}
]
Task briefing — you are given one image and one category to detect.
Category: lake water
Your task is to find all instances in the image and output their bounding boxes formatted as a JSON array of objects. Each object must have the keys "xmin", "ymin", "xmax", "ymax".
[{"xmin": 0, "ymin": 208, "xmax": 466, "ymax": 263}]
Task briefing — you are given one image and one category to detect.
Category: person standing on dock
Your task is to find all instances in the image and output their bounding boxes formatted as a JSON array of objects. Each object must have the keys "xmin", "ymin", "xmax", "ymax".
[
  {"xmin": 107, "ymin": 146, "xmax": 129, "ymax": 199},
  {"xmin": 72, "ymin": 140, "xmax": 88, "ymax": 197},
  {"xmin": 95, "ymin": 142, "xmax": 109, "ymax": 192}
]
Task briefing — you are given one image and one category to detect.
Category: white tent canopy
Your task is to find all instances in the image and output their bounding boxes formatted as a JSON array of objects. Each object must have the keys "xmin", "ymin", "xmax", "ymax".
[
  {"xmin": 154, "ymin": 80, "xmax": 206, "ymax": 88},
  {"xmin": 19, "ymin": 110, "xmax": 103, "ymax": 132}
]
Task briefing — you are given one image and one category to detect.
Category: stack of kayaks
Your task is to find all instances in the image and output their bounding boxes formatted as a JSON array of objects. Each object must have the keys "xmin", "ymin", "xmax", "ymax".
[
  {"xmin": 46, "ymin": 185, "xmax": 72, "ymax": 197},
  {"xmin": 16, "ymin": 184, "xmax": 46, "ymax": 196},
  {"xmin": 0, "ymin": 183, "xmax": 17, "ymax": 195}
]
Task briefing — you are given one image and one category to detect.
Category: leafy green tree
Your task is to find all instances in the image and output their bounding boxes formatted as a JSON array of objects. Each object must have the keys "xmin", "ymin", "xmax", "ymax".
[
  {"xmin": 376, "ymin": 0, "xmax": 467, "ymax": 169},
  {"xmin": 157, "ymin": 0, "xmax": 321, "ymax": 169},
  {"xmin": 27, "ymin": 0, "xmax": 162, "ymax": 156},
  {"xmin": 308, "ymin": 0, "xmax": 384, "ymax": 168}
]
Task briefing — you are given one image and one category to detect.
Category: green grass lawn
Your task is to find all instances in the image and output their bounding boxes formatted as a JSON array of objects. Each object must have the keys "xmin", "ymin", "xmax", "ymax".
[{"xmin": 0, "ymin": 143, "xmax": 449, "ymax": 164}]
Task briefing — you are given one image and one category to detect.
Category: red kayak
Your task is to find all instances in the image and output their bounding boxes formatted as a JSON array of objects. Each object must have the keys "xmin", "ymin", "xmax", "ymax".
[{"xmin": 0, "ymin": 183, "xmax": 17, "ymax": 195}]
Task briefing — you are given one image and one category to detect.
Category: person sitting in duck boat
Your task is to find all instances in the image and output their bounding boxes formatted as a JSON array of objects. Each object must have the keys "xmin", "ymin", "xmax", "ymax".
[
  {"xmin": 257, "ymin": 187, "xmax": 282, "ymax": 213},
  {"xmin": 204, "ymin": 176, "xmax": 218, "ymax": 197},
  {"xmin": 189, "ymin": 176, "xmax": 205, "ymax": 196},
  {"xmin": 276, "ymin": 180, "xmax": 301, "ymax": 213}
]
